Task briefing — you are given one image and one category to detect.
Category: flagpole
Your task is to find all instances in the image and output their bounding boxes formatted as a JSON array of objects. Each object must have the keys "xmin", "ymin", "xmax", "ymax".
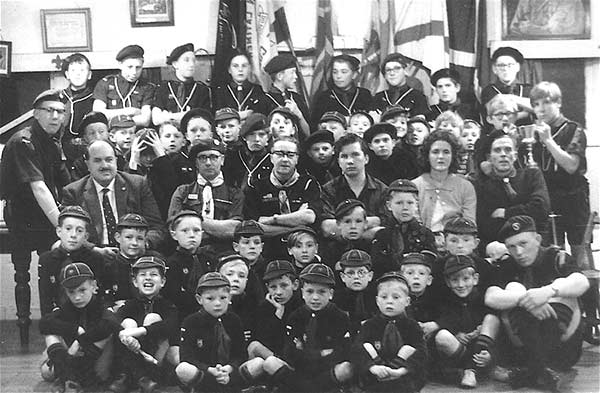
[{"xmin": 284, "ymin": 39, "xmax": 310, "ymax": 111}]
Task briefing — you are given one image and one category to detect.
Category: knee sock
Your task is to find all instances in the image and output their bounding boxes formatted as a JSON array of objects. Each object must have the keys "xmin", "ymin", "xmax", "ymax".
[{"xmin": 47, "ymin": 343, "xmax": 69, "ymax": 381}]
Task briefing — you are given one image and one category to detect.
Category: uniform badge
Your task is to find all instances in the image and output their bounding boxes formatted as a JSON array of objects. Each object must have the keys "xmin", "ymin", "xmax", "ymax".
[
  {"xmin": 49, "ymin": 275, "xmax": 56, "ymax": 284},
  {"xmin": 264, "ymin": 193, "xmax": 273, "ymax": 199},
  {"xmin": 374, "ymin": 341, "xmax": 382, "ymax": 351},
  {"xmin": 302, "ymin": 333, "xmax": 308, "ymax": 343},
  {"xmin": 112, "ymin": 284, "xmax": 118, "ymax": 292},
  {"xmin": 196, "ymin": 339, "xmax": 203, "ymax": 348},
  {"xmin": 512, "ymin": 222, "xmax": 521, "ymax": 231},
  {"xmin": 111, "ymin": 100, "xmax": 117, "ymax": 106},
  {"xmin": 183, "ymin": 267, "xmax": 189, "ymax": 275},
  {"xmin": 188, "ymin": 194, "xmax": 198, "ymax": 200}
]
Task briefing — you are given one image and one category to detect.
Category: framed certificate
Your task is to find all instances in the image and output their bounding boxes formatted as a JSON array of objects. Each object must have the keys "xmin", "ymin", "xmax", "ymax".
[
  {"xmin": 130, "ymin": 0, "xmax": 175, "ymax": 27},
  {"xmin": 40, "ymin": 8, "xmax": 92, "ymax": 53},
  {"xmin": 0, "ymin": 41, "xmax": 11, "ymax": 77}
]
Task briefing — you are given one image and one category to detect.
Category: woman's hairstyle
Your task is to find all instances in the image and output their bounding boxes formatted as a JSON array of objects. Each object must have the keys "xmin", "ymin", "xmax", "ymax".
[{"xmin": 420, "ymin": 130, "xmax": 462, "ymax": 173}]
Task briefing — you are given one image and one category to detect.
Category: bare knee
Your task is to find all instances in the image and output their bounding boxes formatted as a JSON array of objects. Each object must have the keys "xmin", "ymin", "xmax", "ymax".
[
  {"xmin": 247, "ymin": 341, "xmax": 273, "ymax": 359},
  {"xmin": 241, "ymin": 357, "xmax": 265, "ymax": 379},
  {"xmin": 334, "ymin": 361, "xmax": 353, "ymax": 383},
  {"xmin": 166, "ymin": 346, "xmax": 180, "ymax": 365},
  {"xmin": 176, "ymin": 362, "xmax": 200, "ymax": 384},
  {"xmin": 481, "ymin": 314, "xmax": 501, "ymax": 337},
  {"xmin": 121, "ymin": 318, "xmax": 138, "ymax": 329},
  {"xmin": 44, "ymin": 335, "xmax": 64, "ymax": 348},
  {"xmin": 143, "ymin": 313, "xmax": 162, "ymax": 326},
  {"xmin": 435, "ymin": 329, "xmax": 459, "ymax": 353},
  {"xmin": 263, "ymin": 356, "xmax": 287, "ymax": 375}
]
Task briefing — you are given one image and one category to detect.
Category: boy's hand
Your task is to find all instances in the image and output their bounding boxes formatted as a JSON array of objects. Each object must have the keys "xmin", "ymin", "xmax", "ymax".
[
  {"xmin": 207, "ymin": 366, "xmax": 221, "ymax": 377},
  {"xmin": 320, "ymin": 348, "xmax": 333, "ymax": 357},
  {"xmin": 528, "ymin": 303, "xmax": 557, "ymax": 320},
  {"xmin": 491, "ymin": 208, "xmax": 506, "ymax": 219},
  {"xmin": 120, "ymin": 335, "xmax": 141, "ymax": 352},
  {"xmin": 456, "ymin": 332, "xmax": 471, "ymax": 345},
  {"xmin": 369, "ymin": 365, "xmax": 390, "ymax": 380},
  {"xmin": 265, "ymin": 293, "xmax": 285, "ymax": 319},
  {"xmin": 96, "ymin": 246, "xmax": 118, "ymax": 259},
  {"xmin": 386, "ymin": 367, "xmax": 408, "ymax": 380},
  {"xmin": 239, "ymin": 109, "xmax": 253, "ymax": 120},
  {"xmin": 293, "ymin": 338, "xmax": 303, "ymax": 350},
  {"xmin": 123, "ymin": 107, "xmax": 141, "ymax": 117},
  {"xmin": 146, "ymin": 131, "xmax": 166, "ymax": 158},
  {"xmin": 473, "ymin": 350, "xmax": 491, "ymax": 367},
  {"xmin": 534, "ymin": 121, "xmax": 551, "ymax": 144},
  {"xmin": 518, "ymin": 287, "xmax": 554, "ymax": 311},
  {"xmin": 419, "ymin": 321, "xmax": 439, "ymax": 337}
]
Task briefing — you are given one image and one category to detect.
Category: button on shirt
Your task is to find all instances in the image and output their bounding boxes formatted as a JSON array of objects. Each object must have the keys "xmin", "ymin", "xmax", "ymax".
[{"xmin": 93, "ymin": 179, "xmax": 117, "ymax": 245}]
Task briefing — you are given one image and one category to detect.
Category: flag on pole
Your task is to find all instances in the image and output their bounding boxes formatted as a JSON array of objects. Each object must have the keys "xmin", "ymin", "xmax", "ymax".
[
  {"xmin": 245, "ymin": 0, "xmax": 280, "ymax": 91},
  {"xmin": 212, "ymin": 0, "xmax": 245, "ymax": 88},
  {"xmin": 446, "ymin": 0, "xmax": 479, "ymax": 97},
  {"xmin": 310, "ymin": 0, "xmax": 334, "ymax": 103}
]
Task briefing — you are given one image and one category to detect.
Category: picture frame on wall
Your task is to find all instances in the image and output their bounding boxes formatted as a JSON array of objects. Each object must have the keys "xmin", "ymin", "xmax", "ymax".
[
  {"xmin": 130, "ymin": 0, "xmax": 174, "ymax": 27},
  {"xmin": 502, "ymin": 0, "xmax": 591, "ymax": 40},
  {"xmin": 0, "ymin": 41, "xmax": 11, "ymax": 77},
  {"xmin": 40, "ymin": 8, "xmax": 92, "ymax": 53}
]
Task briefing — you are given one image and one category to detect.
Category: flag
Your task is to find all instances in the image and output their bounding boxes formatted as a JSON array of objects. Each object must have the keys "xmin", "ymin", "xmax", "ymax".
[
  {"xmin": 474, "ymin": 0, "xmax": 490, "ymax": 101},
  {"xmin": 212, "ymin": 0, "xmax": 245, "ymax": 88},
  {"xmin": 310, "ymin": 0, "xmax": 334, "ymax": 103},
  {"xmin": 359, "ymin": 0, "xmax": 396, "ymax": 94},
  {"xmin": 246, "ymin": 0, "xmax": 280, "ymax": 91},
  {"xmin": 446, "ymin": 0, "xmax": 478, "ymax": 98}
]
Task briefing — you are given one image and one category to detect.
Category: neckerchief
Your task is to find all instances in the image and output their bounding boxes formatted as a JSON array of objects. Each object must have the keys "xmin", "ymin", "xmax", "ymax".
[
  {"xmin": 381, "ymin": 317, "xmax": 403, "ymax": 360},
  {"xmin": 490, "ymin": 166, "xmax": 518, "ymax": 201}
]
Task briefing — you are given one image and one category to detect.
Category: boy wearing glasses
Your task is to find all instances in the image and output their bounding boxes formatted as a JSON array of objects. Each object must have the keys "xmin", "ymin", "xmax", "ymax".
[
  {"xmin": 243, "ymin": 137, "xmax": 322, "ymax": 259},
  {"xmin": 372, "ymin": 53, "xmax": 428, "ymax": 118}
]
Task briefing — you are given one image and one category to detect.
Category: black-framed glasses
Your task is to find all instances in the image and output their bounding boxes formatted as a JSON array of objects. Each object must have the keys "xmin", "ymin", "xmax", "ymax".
[
  {"xmin": 38, "ymin": 107, "xmax": 66, "ymax": 115},
  {"xmin": 385, "ymin": 66, "xmax": 404, "ymax": 74},
  {"xmin": 272, "ymin": 151, "xmax": 298, "ymax": 159},
  {"xmin": 495, "ymin": 63, "xmax": 517, "ymax": 69},
  {"xmin": 341, "ymin": 269, "xmax": 369, "ymax": 278},
  {"xmin": 196, "ymin": 154, "xmax": 222, "ymax": 163}
]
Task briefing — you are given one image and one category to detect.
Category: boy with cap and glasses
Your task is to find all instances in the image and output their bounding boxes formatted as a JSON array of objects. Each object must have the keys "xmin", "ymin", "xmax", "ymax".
[
  {"xmin": 270, "ymin": 264, "xmax": 353, "ymax": 392},
  {"xmin": 109, "ymin": 256, "xmax": 179, "ymax": 393},
  {"xmin": 318, "ymin": 111, "xmax": 348, "ymax": 142},
  {"xmin": 176, "ymin": 272, "xmax": 247, "ymax": 392},
  {"xmin": 427, "ymin": 68, "xmax": 479, "ymax": 123},
  {"xmin": 286, "ymin": 226, "xmax": 322, "ymax": 272},
  {"xmin": 333, "ymin": 249, "xmax": 377, "ymax": 337},
  {"xmin": 152, "ymin": 43, "xmax": 212, "ymax": 126},
  {"xmin": 38, "ymin": 206, "xmax": 108, "ymax": 316},
  {"xmin": 371, "ymin": 179, "xmax": 437, "ymax": 279},
  {"xmin": 40, "ymin": 262, "xmax": 120, "ymax": 393},
  {"xmin": 485, "ymin": 215, "xmax": 589, "ymax": 391},
  {"xmin": 431, "ymin": 254, "xmax": 500, "ymax": 388},
  {"xmin": 93, "ymin": 44, "xmax": 154, "ymax": 127},
  {"xmin": 311, "ymin": 54, "xmax": 372, "ymax": 129},
  {"xmin": 352, "ymin": 271, "xmax": 426, "ymax": 392},
  {"xmin": 164, "ymin": 210, "xmax": 215, "ymax": 321},
  {"xmin": 264, "ymin": 53, "xmax": 311, "ymax": 140}
]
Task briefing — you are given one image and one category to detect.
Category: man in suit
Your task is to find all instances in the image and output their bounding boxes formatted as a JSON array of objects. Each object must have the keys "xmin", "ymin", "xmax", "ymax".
[{"xmin": 62, "ymin": 140, "xmax": 165, "ymax": 254}]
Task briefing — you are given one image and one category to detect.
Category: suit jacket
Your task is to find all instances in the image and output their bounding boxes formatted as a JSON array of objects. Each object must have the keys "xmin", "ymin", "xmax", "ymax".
[{"xmin": 62, "ymin": 171, "xmax": 165, "ymax": 248}]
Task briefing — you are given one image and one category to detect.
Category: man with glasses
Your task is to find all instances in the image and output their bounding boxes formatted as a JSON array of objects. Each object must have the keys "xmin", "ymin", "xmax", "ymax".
[
  {"xmin": 168, "ymin": 139, "xmax": 243, "ymax": 255},
  {"xmin": 371, "ymin": 53, "xmax": 428, "ymax": 118},
  {"xmin": 0, "ymin": 89, "xmax": 71, "ymax": 348},
  {"xmin": 243, "ymin": 136, "xmax": 322, "ymax": 259}
]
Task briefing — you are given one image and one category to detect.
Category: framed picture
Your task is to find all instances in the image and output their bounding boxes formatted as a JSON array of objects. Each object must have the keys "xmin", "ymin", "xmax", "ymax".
[
  {"xmin": 41, "ymin": 8, "xmax": 92, "ymax": 53},
  {"xmin": 0, "ymin": 41, "xmax": 11, "ymax": 77},
  {"xmin": 502, "ymin": 0, "xmax": 591, "ymax": 40},
  {"xmin": 130, "ymin": 0, "xmax": 174, "ymax": 27}
]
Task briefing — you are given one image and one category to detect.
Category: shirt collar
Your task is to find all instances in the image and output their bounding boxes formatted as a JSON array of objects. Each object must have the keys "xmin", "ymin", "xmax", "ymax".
[{"xmin": 93, "ymin": 178, "xmax": 115, "ymax": 194}]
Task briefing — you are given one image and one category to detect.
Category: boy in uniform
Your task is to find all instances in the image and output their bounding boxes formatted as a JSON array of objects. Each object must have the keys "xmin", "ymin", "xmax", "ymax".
[
  {"xmin": 287, "ymin": 226, "xmax": 322, "ymax": 272},
  {"xmin": 232, "ymin": 220, "xmax": 268, "ymax": 292},
  {"xmin": 426, "ymin": 68, "xmax": 478, "ymax": 122},
  {"xmin": 93, "ymin": 44, "xmax": 154, "ymax": 127},
  {"xmin": 318, "ymin": 111, "xmax": 347, "ymax": 142},
  {"xmin": 364, "ymin": 123, "xmax": 416, "ymax": 185},
  {"xmin": 298, "ymin": 129, "xmax": 340, "ymax": 186},
  {"xmin": 152, "ymin": 43, "xmax": 212, "ymax": 126},
  {"xmin": 215, "ymin": 107, "xmax": 242, "ymax": 149},
  {"xmin": 381, "ymin": 105, "xmax": 410, "ymax": 141},
  {"xmin": 348, "ymin": 110, "xmax": 374, "ymax": 139},
  {"xmin": 400, "ymin": 253, "xmax": 439, "ymax": 334}
]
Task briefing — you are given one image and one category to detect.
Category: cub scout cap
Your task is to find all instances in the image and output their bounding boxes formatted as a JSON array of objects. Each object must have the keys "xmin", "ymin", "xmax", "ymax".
[
  {"xmin": 319, "ymin": 111, "xmax": 347, "ymax": 128},
  {"xmin": 263, "ymin": 260, "xmax": 297, "ymax": 281},
  {"xmin": 216, "ymin": 253, "xmax": 247, "ymax": 272},
  {"xmin": 381, "ymin": 105, "xmax": 409, "ymax": 121},
  {"xmin": 431, "ymin": 68, "xmax": 461, "ymax": 86},
  {"xmin": 78, "ymin": 111, "xmax": 108, "ymax": 135},
  {"xmin": 167, "ymin": 43, "xmax": 194, "ymax": 65},
  {"xmin": 116, "ymin": 44, "xmax": 144, "ymax": 61},
  {"xmin": 189, "ymin": 139, "xmax": 225, "ymax": 158},
  {"xmin": 32, "ymin": 89, "xmax": 65, "ymax": 109},
  {"xmin": 363, "ymin": 123, "xmax": 397, "ymax": 144},
  {"xmin": 388, "ymin": 179, "xmax": 418, "ymax": 194},
  {"xmin": 287, "ymin": 225, "xmax": 317, "ymax": 240},
  {"xmin": 132, "ymin": 255, "xmax": 167, "ymax": 273},
  {"xmin": 234, "ymin": 220, "xmax": 264, "ymax": 237},
  {"xmin": 59, "ymin": 205, "xmax": 91, "ymax": 223},
  {"xmin": 117, "ymin": 213, "xmax": 149, "ymax": 229},
  {"xmin": 169, "ymin": 210, "xmax": 202, "ymax": 229},
  {"xmin": 196, "ymin": 272, "xmax": 230, "ymax": 293},
  {"xmin": 303, "ymin": 130, "xmax": 334, "ymax": 150},
  {"xmin": 330, "ymin": 54, "xmax": 360, "ymax": 71},
  {"xmin": 492, "ymin": 46, "xmax": 524, "ymax": 64},
  {"xmin": 215, "ymin": 107, "xmax": 240, "ymax": 122},
  {"xmin": 336, "ymin": 249, "xmax": 371, "ymax": 271},
  {"xmin": 400, "ymin": 252, "xmax": 432, "ymax": 269},
  {"xmin": 264, "ymin": 53, "xmax": 296, "ymax": 74},
  {"xmin": 334, "ymin": 199, "xmax": 365, "ymax": 220},
  {"xmin": 443, "ymin": 254, "xmax": 476, "ymax": 276},
  {"xmin": 299, "ymin": 263, "xmax": 335, "ymax": 286},
  {"xmin": 108, "ymin": 114, "xmax": 136, "ymax": 130},
  {"xmin": 181, "ymin": 108, "xmax": 214, "ymax": 132},
  {"xmin": 498, "ymin": 215, "xmax": 537, "ymax": 242},
  {"xmin": 269, "ymin": 106, "xmax": 299, "ymax": 126},
  {"xmin": 444, "ymin": 216, "xmax": 478, "ymax": 235},
  {"xmin": 60, "ymin": 262, "xmax": 94, "ymax": 289},
  {"xmin": 376, "ymin": 271, "xmax": 409, "ymax": 290},
  {"xmin": 240, "ymin": 113, "xmax": 268, "ymax": 138}
]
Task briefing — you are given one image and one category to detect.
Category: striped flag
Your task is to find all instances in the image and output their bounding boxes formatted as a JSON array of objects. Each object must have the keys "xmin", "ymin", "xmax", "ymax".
[
  {"xmin": 212, "ymin": 0, "xmax": 245, "ymax": 88},
  {"xmin": 246, "ymin": 0, "xmax": 280, "ymax": 90},
  {"xmin": 310, "ymin": 0, "xmax": 334, "ymax": 103},
  {"xmin": 446, "ymin": 0, "xmax": 479, "ymax": 97}
]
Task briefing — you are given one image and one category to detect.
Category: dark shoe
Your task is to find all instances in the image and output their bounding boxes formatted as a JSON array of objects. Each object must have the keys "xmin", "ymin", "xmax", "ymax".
[
  {"xmin": 241, "ymin": 386, "xmax": 270, "ymax": 393},
  {"xmin": 63, "ymin": 380, "xmax": 83, "ymax": 393},
  {"xmin": 108, "ymin": 373, "xmax": 128, "ymax": 393},
  {"xmin": 508, "ymin": 367, "xmax": 537, "ymax": 389},
  {"xmin": 537, "ymin": 367, "xmax": 567, "ymax": 392},
  {"xmin": 138, "ymin": 376, "xmax": 158, "ymax": 393}
]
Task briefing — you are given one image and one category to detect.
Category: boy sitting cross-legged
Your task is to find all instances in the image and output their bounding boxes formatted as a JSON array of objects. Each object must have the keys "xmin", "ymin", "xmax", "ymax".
[{"xmin": 352, "ymin": 271, "xmax": 427, "ymax": 392}]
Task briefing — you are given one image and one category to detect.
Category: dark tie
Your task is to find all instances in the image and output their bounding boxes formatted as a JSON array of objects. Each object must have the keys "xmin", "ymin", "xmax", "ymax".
[
  {"xmin": 102, "ymin": 188, "xmax": 117, "ymax": 246},
  {"xmin": 176, "ymin": 82, "xmax": 186, "ymax": 106},
  {"xmin": 215, "ymin": 318, "xmax": 231, "ymax": 364},
  {"xmin": 306, "ymin": 312, "xmax": 318, "ymax": 349},
  {"xmin": 278, "ymin": 190, "xmax": 291, "ymax": 214},
  {"xmin": 502, "ymin": 177, "xmax": 518, "ymax": 202},
  {"xmin": 236, "ymin": 85, "xmax": 244, "ymax": 104},
  {"xmin": 381, "ymin": 319, "xmax": 403, "ymax": 360}
]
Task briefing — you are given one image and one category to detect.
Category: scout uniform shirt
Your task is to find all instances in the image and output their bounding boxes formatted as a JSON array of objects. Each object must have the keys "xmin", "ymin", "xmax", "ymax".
[
  {"xmin": 60, "ymin": 86, "xmax": 94, "ymax": 163},
  {"xmin": 93, "ymin": 73, "xmax": 155, "ymax": 109},
  {"xmin": 213, "ymin": 80, "xmax": 270, "ymax": 115},
  {"xmin": 117, "ymin": 294, "xmax": 180, "ymax": 345},
  {"xmin": 425, "ymin": 97, "xmax": 480, "ymax": 122},
  {"xmin": 371, "ymin": 84, "xmax": 428, "ymax": 118},
  {"xmin": 153, "ymin": 78, "xmax": 212, "ymax": 114},
  {"xmin": 265, "ymin": 86, "xmax": 310, "ymax": 123},
  {"xmin": 311, "ymin": 85, "xmax": 372, "ymax": 129}
]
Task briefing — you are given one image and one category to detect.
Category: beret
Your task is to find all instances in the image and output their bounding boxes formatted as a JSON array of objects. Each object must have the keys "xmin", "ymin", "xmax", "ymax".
[
  {"xmin": 287, "ymin": 225, "xmax": 317, "ymax": 240},
  {"xmin": 336, "ymin": 249, "xmax": 372, "ymax": 270},
  {"xmin": 234, "ymin": 220, "xmax": 264, "ymax": 237},
  {"xmin": 59, "ymin": 205, "xmax": 91, "ymax": 223},
  {"xmin": 117, "ymin": 213, "xmax": 149, "ymax": 229},
  {"xmin": 303, "ymin": 130, "xmax": 334, "ymax": 150},
  {"xmin": 264, "ymin": 260, "xmax": 297, "ymax": 282},
  {"xmin": 400, "ymin": 252, "xmax": 432, "ymax": 269},
  {"xmin": 169, "ymin": 210, "xmax": 202, "ymax": 228},
  {"xmin": 180, "ymin": 108, "xmax": 214, "ymax": 133},
  {"xmin": 78, "ymin": 111, "xmax": 108, "ymax": 135},
  {"xmin": 299, "ymin": 263, "xmax": 335, "ymax": 286},
  {"xmin": 330, "ymin": 54, "xmax": 360, "ymax": 71},
  {"xmin": 240, "ymin": 113, "xmax": 269, "ymax": 137},
  {"xmin": 431, "ymin": 68, "xmax": 461, "ymax": 86},
  {"xmin": 196, "ymin": 272, "xmax": 230, "ymax": 293},
  {"xmin": 132, "ymin": 255, "xmax": 167, "ymax": 273},
  {"xmin": 388, "ymin": 179, "xmax": 418, "ymax": 194},
  {"xmin": 319, "ymin": 111, "xmax": 347, "ymax": 127},
  {"xmin": 491, "ymin": 46, "xmax": 524, "ymax": 64},
  {"xmin": 264, "ymin": 53, "xmax": 297, "ymax": 74},
  {"xmin": 215, "ymin": 107, "xmax": 240, "ymax": 122},
  {"xmin": 269, "ymin": 106, "xmax": 299, "ymax": 126},
  {"xmin": 443, "ymin": 254, "xmax": 476, "ymax": 276},
  {"xmin": 32, "ymin": 89, "xmax": 65, "ymax": 109},
  {"xmin": 216, "ymin": 253, "xmax": 247, "ymax": 272},
  {"xmin": 363, "ymin": 123, "xmax": 397, "ymax": 143},
  {"xmin": 167, "ymin": 43, "xmax": 194, "ymax": 65},
  {"xmin": 498, "ymin": 215, "xmax": 537, "ymax": 242},
  {"xmin": 376, "ymin": 271, "xmax": 409, "ymax": 289},
  {"xmin": 334, "ymin": 199, "xmax": 365, "ymax": 220},
  {"xmin": 380, "ymin": 53, "xmax": 411, "ymax": 74},
  {"xmin": 108, "ymin": 114, "xmax": 135, "ymax": 130},
  {"xmin": 189, "ymin": 139, "xmax": 226, "ymax": 158},
  {"xmin": 381, "ymin": 105, "xmax": 409, "ymax": 121},
  {"xmin": 60, "ymin": 262, "xmax": 94, "ymax": 289},
  {"xmin": 444, "ymin": 216, "xmax": 478, "ymax": 235},
  {"xmin": 116, "ymin": 44, "xmax": 144, "ymax": 61}
]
